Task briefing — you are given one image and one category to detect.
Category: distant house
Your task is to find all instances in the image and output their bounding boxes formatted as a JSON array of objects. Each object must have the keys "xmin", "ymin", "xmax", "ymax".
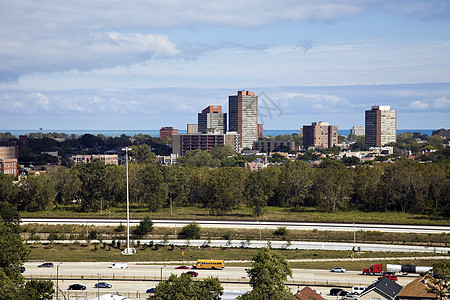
[
  {"xmin": 71, "ymin": 154, "xmax": 118, "ymax": 165},
  {"xmin": 245, "ymin": 157, "xmax": 269, "ymax": 171},
  {"xmin": 294, "ymin": 286, "xmax": 324, "ymax": 300},
  {"xmin": 397, "ymin": 277, "xmax": 437, "ymax": 300},
  {"xmin": 359, "ymin": 277, "xmax": 403, "ymax": 300}
]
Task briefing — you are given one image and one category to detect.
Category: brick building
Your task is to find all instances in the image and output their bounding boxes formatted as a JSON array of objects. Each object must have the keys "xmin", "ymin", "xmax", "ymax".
[
  {"xmin": 0, "ymin": 146, "xmax": 18, "ymax": 176},
  {"xmin": 160, "ymin": 127, "xmax": 178, "ymax": 139},
  {"xmin": 302, "ymin": 121, "xmax": 338, "ymax": 149}
]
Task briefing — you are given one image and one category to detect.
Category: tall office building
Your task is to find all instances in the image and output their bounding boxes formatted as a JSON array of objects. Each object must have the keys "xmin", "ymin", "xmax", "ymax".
[
  {"xmin": 302, "ymin": 121, "xmax": 338, "ymax": 149},
  {"xmin": 365, "ymin": 106, "xmax": 397, "ymax": 147},
  {"xmin": 198, "ymin": 105, "xmax": 227, "ymax": 134},
  {"xmin": 187, "ymin": 124, "xmax": 198, "ymax": 134},
  {"xmin": 229, "ymin": 91, "xmax": 258, "ymax": 149}
]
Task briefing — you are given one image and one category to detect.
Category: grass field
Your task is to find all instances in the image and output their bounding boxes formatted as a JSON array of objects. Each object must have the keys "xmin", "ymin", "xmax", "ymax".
[
  {"xmin": 19, "ymin": 205, "xmax": 450, "ymax": 225},
  {"xmin": 21, "ymin": 224, "xmax": 450, "ymax": 247}
]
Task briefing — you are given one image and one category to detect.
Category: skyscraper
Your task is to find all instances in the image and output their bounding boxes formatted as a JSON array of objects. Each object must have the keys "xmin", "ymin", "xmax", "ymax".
[
  {"xmin": 198, "ymin": 105, "xmax": 227, "ymax": 134},
  {"xmin": 365, "ymin": 106, "xmax": 397, "ymax": 147},
  {"xmin": 302, "ymin": 121, "xmax": 338, "ymax": 149},
  {"xmin": 229, "ymin": 91, "xmax": 258, "ymax": 149}
]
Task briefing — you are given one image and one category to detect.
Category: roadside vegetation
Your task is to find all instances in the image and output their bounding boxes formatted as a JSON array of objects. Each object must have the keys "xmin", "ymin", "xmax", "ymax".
[{"xmin": 20, "ymin": 223, "xmax": 450, "ymax": 247}]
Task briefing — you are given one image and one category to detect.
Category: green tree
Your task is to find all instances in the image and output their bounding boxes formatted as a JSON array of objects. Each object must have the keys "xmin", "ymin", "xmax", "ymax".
[
  {"xmin": 0, "ymin": 173, "xmax": 18, "ymax": 205},
  {"xmin": 18, "ymin": 173, "xmax": 56, "ymax": 211},
  {"xmin": 209, "ymin": 145, "xmax": 237, "ymax": 160},
  {"xmin": 131, "ymin": 144, "xmax": 157, "ymax": 164},
  {"xmin": 137, "ymin": 164, "xmax": 168, "ymax": 211},
  {"xmin": 133, "ymin": 216, "xmax": 154, "ymax": 236},
  {"xmin": 0, "ymin": 202, "xmax": 20, "ymax": 226},
  {"xmin": 75, "ymin": 160, "xmax": 106, "ymax": 211},
  {"xmin": 178, "ymin": 150, "xmax": 220, "ymax": 168},
  {"xmin": 202, "ymin": 167, "xmax": 246, "ymax": 215},
  {"xmin": 49, "ymin": 167, "xmax": 81, "ymax": 207},
  {"xmin": 313, "ymin": 164, "xmax": 353, "ymax": 212},
  {"xmin": 245, "ymin": 169, "xmax": 275, "ymax": 216},
  {"xmin": 103, "ymin": 164, "xmax": 126, "ymax": 208},
  {"xmin": 426, "ymin": 261, "xmax": 449, "ymax": 300},
  {"xmin": 153, "ymin": 273, "xmax": 223, "ymax": 300},
  {"xmin": 238, "ymin": 248, "xmax": 294, "ymax": 300},
  {"xmin": 22, "ymin": 279, "xmax": 54, "ymax": 300},
  {"xmin": 277, "ymin": 161, "xmax": 312, "ymax": 208},
  {"xmin": 180, "ymin": 221, "xmax": 201, "ymax": 239}
]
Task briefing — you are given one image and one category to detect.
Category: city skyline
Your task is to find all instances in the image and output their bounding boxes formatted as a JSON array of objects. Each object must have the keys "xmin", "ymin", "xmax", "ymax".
[{"xmin": 1, "ymin": 1, "xmax": 449, "ymax": 130}]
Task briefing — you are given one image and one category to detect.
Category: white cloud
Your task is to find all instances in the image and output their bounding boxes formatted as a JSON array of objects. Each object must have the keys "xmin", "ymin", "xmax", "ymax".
[
  {"xmin": 433, "ymin": 96, "xmax": 450, "ymax": 109},
  {"xmin": 409, "ymin": 100, "xmax": 429, "ymax": 110}
]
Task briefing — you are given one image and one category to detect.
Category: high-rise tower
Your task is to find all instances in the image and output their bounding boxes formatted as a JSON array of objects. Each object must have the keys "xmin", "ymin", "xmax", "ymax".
[
  {"xmin": 365, "ymin": 106, "xmax": 397, "ymax": 147},
  {"xmin": 229, "ymin": 91, "xmax": 258, "ymax": 149},
  {"xmin": 198, "ymin": 105, "xmax": 227, "ymax": 134}
]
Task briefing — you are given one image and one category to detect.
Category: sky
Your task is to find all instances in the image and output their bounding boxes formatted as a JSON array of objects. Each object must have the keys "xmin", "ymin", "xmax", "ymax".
[{"xmin": 1, "ymin": 0, "xmax": 450, "ymax": 131}]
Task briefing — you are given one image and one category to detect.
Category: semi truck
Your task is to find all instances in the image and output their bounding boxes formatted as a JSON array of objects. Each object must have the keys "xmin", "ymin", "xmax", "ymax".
[{"xmin": 362, "ymin": 263, "xmax": 432, "ymax": 275}]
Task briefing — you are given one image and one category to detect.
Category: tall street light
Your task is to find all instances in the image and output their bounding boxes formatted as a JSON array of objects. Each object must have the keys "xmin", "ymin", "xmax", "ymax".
[{"xmin": 122, "ymin": 147, "xmax": 135, "ymax": 255}]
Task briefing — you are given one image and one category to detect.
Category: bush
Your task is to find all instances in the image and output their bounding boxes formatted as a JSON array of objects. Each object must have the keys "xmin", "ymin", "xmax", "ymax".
[
  {"xmin": 88, "ymin": 230, "xmax": 98, "ymax": 240},
  {"xmin": 179, "ymin": 222, "xmax": 201, "ymax": 239},
  {"xmin": 48, "ymin": 232, "xmax": 59, "ymax": 241},
  {"xmin": 274, "ymin": 226, "xmax": 288, "ymax": 237},
  {"xmin": 115, "ymin": 222, "xmax": 125, "ymax": 232},
  {"xmin": 133, "ymin": 217, "xmax": 154, "ymax": 236}
]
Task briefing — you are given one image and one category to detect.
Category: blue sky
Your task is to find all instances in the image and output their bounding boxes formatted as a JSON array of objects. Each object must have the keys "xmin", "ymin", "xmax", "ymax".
[{"xmin": 1, "ymin": 1, "xmax": 449, "ymax": 131}]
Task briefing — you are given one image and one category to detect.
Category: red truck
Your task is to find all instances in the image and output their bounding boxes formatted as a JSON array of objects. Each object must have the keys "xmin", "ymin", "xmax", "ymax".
[
  {"xmin": 362, "ymin": 264, "xmax": 383, "ymax": 275},
  {"xmin": 363, "ymin": 263, "xmax": 432, "ymax": 275}
]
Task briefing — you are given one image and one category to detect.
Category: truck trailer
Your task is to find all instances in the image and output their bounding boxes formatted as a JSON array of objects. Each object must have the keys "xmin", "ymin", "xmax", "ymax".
[{"xmin": 362, "ymin": 263, "xmax": 432, "ymax": 275}]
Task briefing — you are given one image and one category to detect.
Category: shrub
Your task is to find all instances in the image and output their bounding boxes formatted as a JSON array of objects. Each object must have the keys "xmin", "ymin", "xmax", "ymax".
[
  {"xmin": 115, "ymin": 222, "xmax": 125, "ymax": 232},
  {"xmin": 133, "ymin": 217, "xmax": 154, "ymax": 236},
  {"xmin": 179, "ymin": 222, "xmax": 201, "ymax": 239},
  {"xmin": 88, "ymin": 230, "xmax": 98, "ymax": 240},
  {"xmin": 274, "ymin": 226, "xmax": 288, "ymax": 237},
  {"xmin": 48, "ymin": 232, "xmax": 59, "ymax": 242}
]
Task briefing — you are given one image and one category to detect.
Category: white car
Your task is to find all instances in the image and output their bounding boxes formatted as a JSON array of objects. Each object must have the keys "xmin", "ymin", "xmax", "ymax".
[
  {"xmin": 330, "ymin": 267, "xmax": 346, "ymax": 273},
  {"xmin": 108, "ymin": 262, "xmax": 128, "ymax": 269},
  {"xmin": 352, "ymin": 286, "xmax": 365, "ymax": 295}
]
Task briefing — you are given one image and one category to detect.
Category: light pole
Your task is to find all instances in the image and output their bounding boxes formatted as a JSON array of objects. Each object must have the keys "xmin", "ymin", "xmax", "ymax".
[
  {"xmin": 56, "ymin": 263, "xmax": 62, "ymax": 299},
  {"xmin": 160, "ymin": 265, "xmax": 166, "ymax": 281},
  {"xmin": 122, "ymin": 147, "xmax": 135, "ymax": 255}
]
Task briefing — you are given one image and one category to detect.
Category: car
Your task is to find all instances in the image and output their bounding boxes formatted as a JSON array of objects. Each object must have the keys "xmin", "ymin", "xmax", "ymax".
[
  {"xmin": 68, "ymin": 284, "xmax": 86, "ymax": 290},
  {"xmin": 19, "ymin": 266, "xmax": 26, "ymax": 273},
  {"xmin": 352, "ymin": 286, "xmax": 365, "ymax": 295},
  {"xmin": 378, "ymin": 274, "xmax": 398, "ymax": 281},
  {"xmin": 94, "ymin": 282, "xmax": 112, "ymax": 288},
  {"xmin": 185, "ymin": 271, "xmax": 198, "ymax": 277},
  {"xmin": 108, "ymin": 262, "xmax": 128, "ymax": 269},
  {"xmin": 330, "ymin": 288, "xmax": 345, "ymax": 296},
  {"xmin": 175, "ymin": 265, "xmax": 190, "ymax": 269},
  {"xmin": 38, "ymin": 262, "xmax": 54, "ymax": 268},
  {"xmin": 146, "ymin": 288, "xmax": 156, "ymax": 293},
  {"xmin": 338, "ymin": 290, "xmax": 350, "ymax": 297},
  {"xmin": 330, "ymin": 267, "xmax": 346, "ymax": 273}
]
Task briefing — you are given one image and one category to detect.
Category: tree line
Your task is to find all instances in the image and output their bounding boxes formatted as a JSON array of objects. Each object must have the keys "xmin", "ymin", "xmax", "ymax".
[{"xmin": 1, "ymin": 156, "xmax": 448, "ymax": 217}]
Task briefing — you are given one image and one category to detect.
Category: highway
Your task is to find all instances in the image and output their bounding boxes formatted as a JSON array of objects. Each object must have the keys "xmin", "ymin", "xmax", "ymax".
[
  {"xmin": 24, "ymin": 262, "xmax": 420, "ymax": 300},
  {"xmin": 21, "ymin": 218, "xmax": 450, "ymax": 234}
]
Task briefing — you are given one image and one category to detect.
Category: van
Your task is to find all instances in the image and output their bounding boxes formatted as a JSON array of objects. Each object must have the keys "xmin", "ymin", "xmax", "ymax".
[
  {"xmin": 108, "ymin": 262, "xmax": 128, "ymax": 269},
  {"xmin": 352, "ymin": 286, "xmax": 365, "ymax": 295}
]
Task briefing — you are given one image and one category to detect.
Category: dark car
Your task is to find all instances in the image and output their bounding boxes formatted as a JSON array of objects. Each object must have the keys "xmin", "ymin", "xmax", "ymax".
[
  {"xmin": 185, "ymin": 271, "xmax": 198, "ymax": 277},
  {"xmin": 68, "ymin": 284, "xmax": 86, "ymax": 290},
  {"xmin": 175, "ymin": 265, "xmax": 190, "ymax": 269},
  {"xmin": 38, "ymin": 262, "xmax": 54, "ymax": 268},
  {"xmin": 146, "ymin": 288, "xmax": 156, "ymax": 293},
  {"xmin": 95, "ymin": 282, "xmax": 112, "ymax": 288},
  {"xmin": 19, "ymin": 266, "xmax": 26, "ymax": 273},
  {"xmin": 330, "ymin": 288, "xmax": 344, "ymax": 296}
]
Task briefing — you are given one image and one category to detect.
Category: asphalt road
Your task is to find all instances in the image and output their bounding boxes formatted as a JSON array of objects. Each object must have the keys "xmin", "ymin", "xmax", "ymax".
[
  {"xmin": 21, "ymin": 218, "xmax": 450, "ymax": 234},
  {"xmin": 24, "ymin": 262, "xmax": 419, "ymax": 300}
]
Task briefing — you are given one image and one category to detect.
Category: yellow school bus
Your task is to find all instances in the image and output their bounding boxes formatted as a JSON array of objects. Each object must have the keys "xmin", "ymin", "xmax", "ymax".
[{"xmin": 193, "ymin": 259, "xmax": 225, "ymax": 270}]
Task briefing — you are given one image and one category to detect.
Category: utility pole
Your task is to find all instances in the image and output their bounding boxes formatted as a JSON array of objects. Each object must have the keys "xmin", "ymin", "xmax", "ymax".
[{"xmin": 121, "ymin": 147, "xmax": 135, "ymax": 255}]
